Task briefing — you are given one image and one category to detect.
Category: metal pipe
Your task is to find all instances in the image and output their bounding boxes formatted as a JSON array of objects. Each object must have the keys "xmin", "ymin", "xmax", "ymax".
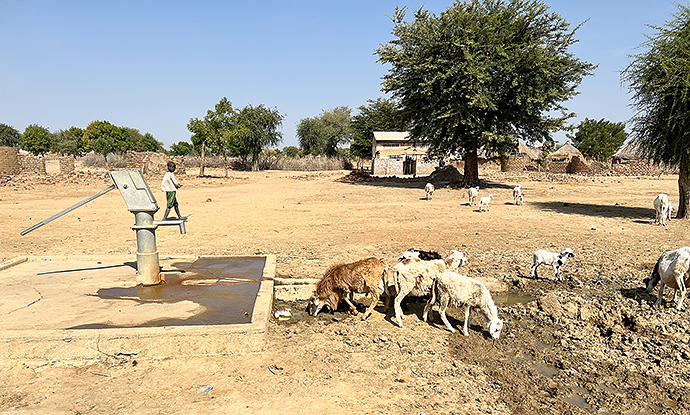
[{"xmin": 20, "ymin": 184, "xmax": 117, "ymax": 236}]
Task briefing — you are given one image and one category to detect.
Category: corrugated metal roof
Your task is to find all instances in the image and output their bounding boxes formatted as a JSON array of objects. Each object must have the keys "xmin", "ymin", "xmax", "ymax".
[{"xmin": 373, "ymin": 131, "xmax": 410, "ymax": 141}]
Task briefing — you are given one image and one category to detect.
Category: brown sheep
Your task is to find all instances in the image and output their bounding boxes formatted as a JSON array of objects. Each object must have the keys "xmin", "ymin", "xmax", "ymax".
[{"xmin": 308, "ymin": 257, "xmax": 386, "ymax": 320}]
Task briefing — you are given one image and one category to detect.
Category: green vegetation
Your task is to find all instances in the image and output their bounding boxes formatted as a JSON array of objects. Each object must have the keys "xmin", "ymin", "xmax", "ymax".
[
  {"xmin": 569, "ymin": 118, "xmax": 628, "ymax": 161},
  {"xmin": 0, "ymin": 123, "xmax": 21, "ymax": 147},
  {"xmin": 375, "ymin": 0, "xmax": 595, "ymax": 186},
  {"xmin": 623, "ymin": 3, "xmax": 690, "ymax": 218},
  {"xmin": 296, "ymin": 106, "xmax": 352, "ymax": 157}
]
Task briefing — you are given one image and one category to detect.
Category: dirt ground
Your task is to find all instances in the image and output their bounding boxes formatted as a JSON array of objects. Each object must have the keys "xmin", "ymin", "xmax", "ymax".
[{"xmin": 1, "ymin": 165, "xmax": 689, "ymax": 414}]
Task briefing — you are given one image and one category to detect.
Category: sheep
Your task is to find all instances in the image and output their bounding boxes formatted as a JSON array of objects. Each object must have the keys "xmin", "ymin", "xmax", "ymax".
[
  {"xmin": 424, "ymin": 183, "xmax": 435, "ymax": 200},
  {"xmin": 392, "ymin": 250, "xmax": 468, "ymax": 327},
  {"xmin": 644, "ymin": 247, "xmax": 690, "ymax": 310},
  {"xmin": 468, "ymin": 187, "xmax": 479, "ymax": 206},
  {"xmin": 667, "ymin": 200, "xmax": 674, "ymax": 222},
  {"xmin": 422, "ymin": 272, "xmax": 504, "ymax": 339},
  {"xmin": 308, "ymin": 257, "xmax": 386, "ymax": 319},
  {"xmin": 478, "ymin": 194, "xmax": 493, "ymax": 212},
  {"xmin": 531, "ymin": 248, "xmax": 575, "ymax": 281},
  {"xmin": 653, "ymin": 193, "xmax": 670, "ymax": 226},
  {"xmin": 513, "ymin": 184, "xmax": 523, "ymax": 205}
]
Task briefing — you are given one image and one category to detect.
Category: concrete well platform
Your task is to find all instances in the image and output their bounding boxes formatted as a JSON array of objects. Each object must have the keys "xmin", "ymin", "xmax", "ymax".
[{"xmin": 0, "ymin": 255, "xmax": 275, "ymax": 364}]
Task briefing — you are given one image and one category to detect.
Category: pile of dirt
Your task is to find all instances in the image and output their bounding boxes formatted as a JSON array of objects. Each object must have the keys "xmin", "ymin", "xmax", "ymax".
[
  {"xmin": 338, "ymin": 169, "xmax": 374, "ymax": 182},
  {"xmin": 427, "ymin": 165, "xmax": 463, "ymax": 183}
]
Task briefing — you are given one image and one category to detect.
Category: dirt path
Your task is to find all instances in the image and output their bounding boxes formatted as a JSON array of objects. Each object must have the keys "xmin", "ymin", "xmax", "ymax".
[{"xmin": 1, "ymin": 167, "xmax": 689, "ymax": 414}]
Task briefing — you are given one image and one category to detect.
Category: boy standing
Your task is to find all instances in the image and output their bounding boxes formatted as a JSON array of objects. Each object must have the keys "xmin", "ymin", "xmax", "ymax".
[{"xmin": 161, "ymin": 161, "xmax": 183, "ymax": 220}]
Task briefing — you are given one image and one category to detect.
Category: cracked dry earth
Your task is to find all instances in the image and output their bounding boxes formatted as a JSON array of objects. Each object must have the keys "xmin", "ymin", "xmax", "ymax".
[{"xmin": 1, "ymin": 166, "xmax": 689, "ymax": 414}]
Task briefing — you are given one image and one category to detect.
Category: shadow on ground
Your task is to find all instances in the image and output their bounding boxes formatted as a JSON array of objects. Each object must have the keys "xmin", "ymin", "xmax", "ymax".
[{"xmin": 531, "ymin": 201, "xmax": 656, "ymax": 220}]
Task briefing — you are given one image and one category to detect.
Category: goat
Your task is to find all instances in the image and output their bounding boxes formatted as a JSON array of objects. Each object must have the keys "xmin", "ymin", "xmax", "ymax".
[
  {"xmin": 513, "ymin": 184, "xmax": 523, "ymax": 205},
  {"xmin": 425, "ymin": 183, "xmax": 435, "ymax": 200},
  {"xmin": 531, "ymin": 248, "xmax": 575, "ymax": 281},
  {"xmin": 402, "ymin": 249, "xmax": 443, "ymax": 261},
  {"xmin": 644, "ymin": 247, "xmax": 690, "ymax": 310},
  {"xmin": 478, "ymin": 194, "xmax": 493, "ymax": 212},
  {"xmin": 668, "ymin": 200, "xmax": 674, "ymax": 222},
  {"xmin": 653, "ymin": 193, "xmax": 670, "ymax": 226},
  {"xmin": 392, "ymin": 250, "xmax": 467, "ymax": 327},
  {"xmin": 423, "ymin": 272, "xmax": 504, "ymax": 339},
  {"xmin": 308, "ymin": 257, "xmax": 386, "ymax": 319},
  {"xmin": 468, "ymin": 187, "xmax": 479, "ymax": 206}
]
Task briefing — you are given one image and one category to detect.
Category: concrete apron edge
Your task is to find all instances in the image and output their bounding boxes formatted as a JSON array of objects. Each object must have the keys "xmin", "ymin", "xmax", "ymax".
[{"xmin": 0, "ymin": 255, "xmax": 276, "ymax": 363}]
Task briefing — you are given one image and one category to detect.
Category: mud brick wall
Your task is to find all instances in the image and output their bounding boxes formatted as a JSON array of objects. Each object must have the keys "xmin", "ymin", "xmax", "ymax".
[
  {"xmin": 546, "ymin": 161, "xmax": 569, "ymax": 174},
  {"xmin": 59, "ymin": 156, "xmax": 75, "ymax": 173},
  {"xmin": 501, "ymin": 155, "xmax": 533, "ymax": 172},
  {"xmin": 372, "ymin": 158, "xmax": 436, "ymax": 176},
  {"xmin": 0, "ymin": 147, "xmax": 20, "ymax": 175},
  {"xmin": 611, "ymin": 159, "xmax": 677, "ymax": 176},
  {"xmin": 18, "ymin": 154, "xmax": 46, "ymax": 174},
  {"xmin": 569, "ymin": 156, "xmax": 591, "ymax": 174},
  {"xmin": 124, "ymin": 151, "xmax": 186, "ymax": 176}
]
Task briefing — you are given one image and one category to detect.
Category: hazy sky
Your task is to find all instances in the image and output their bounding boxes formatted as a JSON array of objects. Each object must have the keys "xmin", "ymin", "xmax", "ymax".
[{"xmin": 0, "ymin": 1, "xmax": 683, "ymax": 150}]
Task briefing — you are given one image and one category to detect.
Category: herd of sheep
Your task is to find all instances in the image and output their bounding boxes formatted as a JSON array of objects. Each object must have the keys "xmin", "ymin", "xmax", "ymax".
[{"xmin": 305, "ymin": 184, "xmax": 686, "ymax": 341}]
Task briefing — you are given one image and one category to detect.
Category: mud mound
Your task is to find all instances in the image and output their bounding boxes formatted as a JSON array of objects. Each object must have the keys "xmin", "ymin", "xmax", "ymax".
[
  {"xmin": 427, "ymin": 165, "xmax": 463, "ymax": 183},
  {"xmin": 339, "ymin": 169, "xmax": 373, "ymax": 182}
]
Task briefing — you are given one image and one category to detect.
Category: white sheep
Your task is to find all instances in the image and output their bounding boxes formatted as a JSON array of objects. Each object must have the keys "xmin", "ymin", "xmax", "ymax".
[
  {"xmin": 531, "ymin": 248, "xmax": 575, "ymax": 281},
  {"xmin": 478, "ymin": 194, "xmax": 493, "ymax": 212},
  {"xmin": 653, "ymin": 193, "xmax": 670, "ymax": 226},
  {"xmin": 425, "ymin": 183, "xmax": 435, "ymax": 200},
  {"xmin": 422, "ymin": 271, "xmax": 504, "ymax": 339},
  {"xmin": 644, "ymin": 247, "xmax": 690, "ymax": 310},
  {"xmin": 513, "ymin": 184, "xmax": 523, "ymax": 205},
  {"xmin": 392, "ymin": 250, "xmax": 468, "ymax": 327},
  {"xmin": 468, "ymin": 187, "xmax": 479, "ymax": 206}
]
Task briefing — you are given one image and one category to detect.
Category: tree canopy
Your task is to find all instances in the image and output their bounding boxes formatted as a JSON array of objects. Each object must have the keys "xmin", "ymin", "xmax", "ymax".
[
  {"xmin": 296, "ymin": 106, "xmax": 352, "ymax": 157},
  {"xmin": 350, "ymin": 97, "xmax": 408, "ymax": 160},
  {"xmin": 375, "ymin": 0, "xmax": 595, "ymax": 186},
  {"xmin": 51, "ymin": 126, "xmax": 85, "ymax": 156},
  {"xmin": 21, "ymin": 125, "xmax": 52, "ymax": 155},
  {"xmin": 0, "ymin": 123, "xmax": 21, "ymax": 147},
  {"xmin": 231, "ymin": 104, "xmax": 284, "ymax": 171},
  {"xmin": 622, "ymin": 3, "xmax": 690, "ymax": 218},
  {"xmin": 569, "ymin": 118, "xmax": 628, "ymax": 161}
]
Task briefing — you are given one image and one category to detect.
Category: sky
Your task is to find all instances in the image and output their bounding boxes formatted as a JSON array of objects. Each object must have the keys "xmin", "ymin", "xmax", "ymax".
[{"xmin": 0, "ymin": 0, "xmax": 684, "ymax": 150}]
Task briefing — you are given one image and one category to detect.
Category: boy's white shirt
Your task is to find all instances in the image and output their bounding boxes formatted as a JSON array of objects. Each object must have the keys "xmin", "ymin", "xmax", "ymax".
[{"xmin": 161, "ymin": 172, "xmax": 180, "ymax": 192}]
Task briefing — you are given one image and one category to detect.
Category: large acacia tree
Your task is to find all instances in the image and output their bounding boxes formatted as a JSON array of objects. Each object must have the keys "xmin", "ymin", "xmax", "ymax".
[
  {"xmin": 376, "ymin": 0, "xmax": 595, "ymax": 186},
  {"xmin": 623, "ymin": 4, "xmax": 690, "ymax": 219}
]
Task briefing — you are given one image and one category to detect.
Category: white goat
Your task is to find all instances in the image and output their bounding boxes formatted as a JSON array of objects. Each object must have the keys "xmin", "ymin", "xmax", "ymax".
[
  {"xmin": 667, "ymin": 200, "xmax": 674, "ymax": 222},
  {"xmin": 653, "ymin": 193, "xmax": 670, "ymax": 226},
  {"xmin": 423, "ymin": 272, "xmax": 504, "ymax": 339},
  {"xmin": 478, "ymin": 194, "xmax": 493, "ymax": 212},
  {"xmin": 644, "ymin": 247, "xmax": 690, "ymax": 310},
  {"xmin": 392, "ymin": 250, "xmax": 468, "ymax": 327},
  {"xmin": 513, "ymin": 184, "xmax": 523, "ymax": 205},
  {"xmin": 531, "ymin": 248, "xmax": 575, "ymax": 281},
  {"xmin": 425, "ymin": 183, "xmax": 435, "ymax": 200},
  {"xmin": 468, "ymin": 187, "xmax": 479, "ymax": 206}
]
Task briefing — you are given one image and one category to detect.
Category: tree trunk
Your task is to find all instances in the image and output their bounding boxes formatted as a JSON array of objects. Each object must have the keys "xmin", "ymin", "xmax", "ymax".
[
  {"xmin": 678, "ymin": 162, "xmax": 690, "ymax": 218},
  {"xmin": 252, "ymin": 153, "xmax": 259, "ymax": 172},
  {"xmin": 462, "ymin": 148, "xmax": 480, "ymax": 188},
  {"xmin": 199, "ymin": 142, "xmax": 206, "ymax": 177}
]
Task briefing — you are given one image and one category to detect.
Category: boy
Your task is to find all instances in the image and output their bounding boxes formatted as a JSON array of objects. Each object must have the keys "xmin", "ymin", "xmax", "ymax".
[{"xmin": 161, "ymin": 161, "xmax": 183, "ymax": 220}]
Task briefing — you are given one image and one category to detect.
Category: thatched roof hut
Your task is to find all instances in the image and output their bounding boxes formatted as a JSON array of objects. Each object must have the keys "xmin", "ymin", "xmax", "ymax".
[
  {"xmin": 612, "ymin": 140, "xmax": 644, "ymax": 161},
  {"xmin": 547, "ymin": 141, "xmax": 584, "ymax": 162},
  {"xmin": 515, "ymin": 141, "xmax": 542, "ymax": 160}
]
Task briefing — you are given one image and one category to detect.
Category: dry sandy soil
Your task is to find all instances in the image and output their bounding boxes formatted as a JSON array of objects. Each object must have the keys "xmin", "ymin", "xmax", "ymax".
[{"xmin": 1, "ymin": 165, "xmax": 690, "ymax": 414}]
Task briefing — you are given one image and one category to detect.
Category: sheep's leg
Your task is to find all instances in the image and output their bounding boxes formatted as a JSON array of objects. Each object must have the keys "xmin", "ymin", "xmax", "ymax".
[
  {"xmin": 656, "ymin": 282, "xmax": 666, "ymax": 307},
  {"xmin": 461, "ymin": 305, "xmax": 471, "ymax": 336},
  {"xmin": 342, "ymin": 291, "xmax": 359, "ymax": 315},
  {"xmin": 438, "ymin": 299, "xmax": 456, "ymax": 333},
  {"xmin": 531, "ymin": 263, "xmax": 539, "ymax": 279},
  {"xmin": 362, "ymin": 290, "xmax": 379, "ymax": 320},
  {"xmin": 552, "ymin": 264, "xmax": 560, "ymax": 281},
  {"xmin": 676, "ymin": 276, "xmax": 686, "ymax": 311},
  {"xmin": 393, "ymin": 287, "xmax": 411, "ymax": 327},
  {"xmin": 422, "ymin": 283, "xmax": 437, "ymax": 323}
]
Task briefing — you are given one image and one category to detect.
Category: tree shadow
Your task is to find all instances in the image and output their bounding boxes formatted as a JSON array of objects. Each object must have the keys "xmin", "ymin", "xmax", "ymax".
[{"xmin": 531, "ymin": 201, "xmax": 656, "ymax": 220}]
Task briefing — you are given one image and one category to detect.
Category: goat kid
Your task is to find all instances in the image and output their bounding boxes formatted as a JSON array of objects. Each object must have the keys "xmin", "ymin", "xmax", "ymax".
[
  {"xmin": 513, "ymin": 184, "xmax": 523, "ymax": 205},
  {"xmin": 531, "ymin": 248, "xmax": 575, "ymax": 281},
  {"xmin": 478, "ymin": 194, "xmax": 493, "ymax": 212},
  {"xmin": 468, "ymin": 187, "xmax": 479, "ymax": 206},
  {"xmin": 425, "ymin": 183, "xmax": 435, "ymax": 200},
  {"xmin": 654, "ymin": 193, "xmax": 670, "ymax": 226}
]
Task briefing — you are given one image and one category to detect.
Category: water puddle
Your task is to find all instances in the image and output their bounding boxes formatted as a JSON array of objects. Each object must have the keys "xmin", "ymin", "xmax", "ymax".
[
  {"xmin": 493, "ymin": 292, "xmax": 535, "ymax": 305},
  {"xmin": 69, "ymin": 256, "xmax": 266, "ymax": 329},
  {"xmin": 565, "ymin": 388, "xmax": 593, "ymax": 411},
  {"xmin": 533, "ymin": 363, "xmax": 559, "ymax": 378}
]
